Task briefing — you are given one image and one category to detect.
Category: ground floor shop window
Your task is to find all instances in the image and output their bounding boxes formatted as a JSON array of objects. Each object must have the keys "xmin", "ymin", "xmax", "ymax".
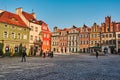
[
  {"xmin": 5, "ymin": 46, "xmax": 9, "ymax": 53},
  {"xmin": 15, "ymin": 47, "xmax": 19, "ymax": 53}
]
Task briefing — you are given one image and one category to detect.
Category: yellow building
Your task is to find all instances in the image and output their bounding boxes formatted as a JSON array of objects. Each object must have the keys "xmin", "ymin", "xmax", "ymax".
[{"xmin": 0, "ymin": 11, "xmax": 30, "ymax": 56}]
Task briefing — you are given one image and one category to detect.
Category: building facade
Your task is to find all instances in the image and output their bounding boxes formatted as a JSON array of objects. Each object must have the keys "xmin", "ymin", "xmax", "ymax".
[
  {"xmin": 89, "ymin": 23, "xmax": 101, "ymax": 52},
  {"xmin": 79, "ymin": 25, "xmax": 90, "ymax": 53},
  {"xmin": 115, "ymin": 23, "xmax": 120, "ymax": 53},
  {"xmin": 39, "ymin": 20, "xmax": 51, "ymax": 52},
  {"xmin": 68, "ymin": 26, "xmax": 80, "ymax": 53},
  {"xmin": 0, "ymin": 11, "xmax": 30, "ymax": 56},
  {"xmin": 101, "ymin": 16, "xmax": 116, "ymax": 54},
  {"xmin": 51, "ymin": 27, "xmax": 60, "ymax": 53},
  {"xmin": 16, "ymin": 8, "xmax": 42, "ymax": 56},
  {"xmin": 59, "ymin": 28, "xmax": 69, "ymax": 53}
]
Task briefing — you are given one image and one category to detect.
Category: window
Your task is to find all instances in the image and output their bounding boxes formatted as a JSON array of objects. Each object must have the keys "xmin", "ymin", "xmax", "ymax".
[
  {"xmin": 109, "ymin": 40, "xmax": 112, "ymax": 44},
  {"xmin": 35, "ymin": 27, "xmax": 38, "ymax": 32},
  {"xmin": 44, "ymin": 34, "xmax": 47, "ymax": 38},
  {"xmin": 35, "ymin": 36, "xmax": 37, "ymax": 40},
  {"xmin": 106, "ymin": 40, "xmax": 108, "ymax": 44},
  {"xmin": 18, "ymin": 33, "xmax": 21, "ymax": 39},
  {"xmin": 113, "ymin": 40, "xmax": 116, "ymax": 44},
  {"xmin": 106, "ymin": 34, "xmax": 108, "ymax": 38},
  {"xmin": 31, "ymin": 26, "xmax": 34, "ymax": 31},
  {"xmin": 4, "ymin": 31, "xmax": 8, "ymax": 38},
  {"xmin": 107, "ymin": 28, "xmax": 110, "ymax": 32},
  {"xmin": 30, "ymin": 35, "xmax": 33, "ymax": 40},
  {"xmin": 113, "ymin": 33, "xmax": 115, "ymax": 37},
  {"xmin": 118, "ymin": 41, "xmax": 120, "ymax": 44},
  {"xmin": 109, "ymin": 34, "xmax": 112, "ymax": 37},
  {"xmin": 47, "ymin": 34, "xmax": 49, "ymax": 38},
  {"xmin": 91, "ymin": 41, "xmax": 93, "ymax": 45},
  {"xmin": 102, "ymin": 34, "xmax": 105, "ymax": 38},
  {"xmin": 11, "ymin": 32, "xmax": 15, "ymax": 38},
  {"xmin": 118, "ymin": 34, "xmax": 120, "ymax": 38},
  {"xmin": 23, "ymin": 34, "xmax": 27, "ymax": 40},
  {"xmin": 4, "ymin": 25, "xmax": 8, "ymax": 28},
  {"xmin": 94, "ymin": 29, "xmax": 96, "ymax": 32},
  {"xmin": 47, "ymin": 41, "xmax": 49, "ymax": 45}
]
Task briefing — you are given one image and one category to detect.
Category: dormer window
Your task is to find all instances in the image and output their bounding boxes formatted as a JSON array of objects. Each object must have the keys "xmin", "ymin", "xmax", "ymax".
[
  {"xmin": 4, "ymin": 25, "xmax": 8, "ymax": 28},
  {"xmin": 11, "ymin": 17, "xmax": 18, "ymax": 21},
  {"xmin": 30, "ymin": 19, "xmax": 35, "ymax": 22}
]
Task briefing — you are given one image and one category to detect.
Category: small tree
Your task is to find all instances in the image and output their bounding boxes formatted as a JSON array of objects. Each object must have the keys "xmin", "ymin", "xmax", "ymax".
[
  {"xmin": 0, "ymin": 43, "xmax": 4, "ymax": 56},
  {"xmin": 19, "ymin": 43, "xmax": 23, "ymax": 56}
]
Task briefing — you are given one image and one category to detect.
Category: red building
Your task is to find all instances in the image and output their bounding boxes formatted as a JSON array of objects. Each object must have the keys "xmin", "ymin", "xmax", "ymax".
[
  {"xmin": 79, "ymin": 24, "xmax": 90, "ymax": 53},
  {"xmin": 101, "ymin": 16, "xmax": 116, "ymax": 54},
  {"xmin": 39, "ymin": 21, "xmax": 51, "ymax": 52},
  {"xmin": 59, "ymin": 28, "xmax": 69, "ymax": 53}
]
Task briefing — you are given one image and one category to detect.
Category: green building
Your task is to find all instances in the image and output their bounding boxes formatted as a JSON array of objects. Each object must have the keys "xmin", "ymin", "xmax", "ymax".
[{"xmin": 0, "ymin": 11, "xmax": 30, "ymax": 56}]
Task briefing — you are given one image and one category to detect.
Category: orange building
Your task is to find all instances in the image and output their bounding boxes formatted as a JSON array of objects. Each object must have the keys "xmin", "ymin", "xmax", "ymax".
[
  {"xmin": 39, "ymin": 21, "xmax": 51, "ymax": 52},
  {"xmin": 89, "ymin": 23, "xmax": 101, "ymax": 52}
]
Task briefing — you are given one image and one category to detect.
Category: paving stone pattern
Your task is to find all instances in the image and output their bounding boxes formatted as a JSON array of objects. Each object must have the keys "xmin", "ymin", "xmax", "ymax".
[{"xmin": 0, "ymin": 54, "xmax": 120, "ymax": 80}]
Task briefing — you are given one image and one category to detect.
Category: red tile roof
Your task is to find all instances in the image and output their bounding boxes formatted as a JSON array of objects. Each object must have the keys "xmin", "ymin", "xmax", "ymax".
[
  {"xmin": 0, "ymin": 11, "xmax": 27, "ymax": 28},
  {"xmin": 22, "ymin": 11, "xmax": 39, "ymax": 24}
]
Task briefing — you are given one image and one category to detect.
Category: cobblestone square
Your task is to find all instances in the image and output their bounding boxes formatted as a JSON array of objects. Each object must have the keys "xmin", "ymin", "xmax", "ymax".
[{"xmin": 0, "ymin": 54, "xmax": 120, "ymax": 80}]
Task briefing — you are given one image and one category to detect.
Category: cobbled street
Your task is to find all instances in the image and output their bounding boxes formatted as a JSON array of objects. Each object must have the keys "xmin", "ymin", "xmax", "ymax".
[{"xmin": 0, "ymin": 54, "xmax": 120, "ymax": 80}]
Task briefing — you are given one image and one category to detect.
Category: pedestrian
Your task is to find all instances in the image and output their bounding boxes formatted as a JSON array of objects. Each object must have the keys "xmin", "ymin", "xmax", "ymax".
[
  {"xmin": 21, "ymin": 48, "xmax": 27, "ymax": 62},
  {"xmin": 43, "ymin": 52, "xmax": 46, "ymax": 58},
  {"xmin": 96, "ymin": 50, "xmax": 99, "ymax": 59},
  {"xmin": 50, "ymin": 51, "xmax": 54, "ymax": 58}
]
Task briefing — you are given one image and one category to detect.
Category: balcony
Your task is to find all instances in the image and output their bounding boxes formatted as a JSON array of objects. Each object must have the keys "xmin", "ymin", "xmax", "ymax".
[{"xmin": 34, "ymin": 39, "xmax": 42, "ymax": 46}]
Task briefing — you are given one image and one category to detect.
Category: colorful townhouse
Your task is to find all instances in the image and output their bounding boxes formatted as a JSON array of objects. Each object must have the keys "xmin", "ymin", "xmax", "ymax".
[
  {"xmin": 79, "ymin": 24, "xmax": 90, "ymax": 53},
  {"xmin": 101, "ymin": 16, "xmax": 116, "ymax": 54},
  {"xmin": 59, "ymin": 28, "xmax": 69, "ymax": 53},
  {"xmin": 51, "ymin": 27, "xmax": 60, "ymax": 53},
  {"xmin": 0, "ymin": 11, "xmax": 30, "ymax": 56},
  {"xmin": 114, "ymin": 23, "xmax": 120, "ymax": 53},
  {"xmin": 39, "ymin": 20, "xmax": 51, "ymax": 52},
  {"xmin": 67, "ymin": 26, "xmax": 80, "ymax": 53},
  {"xmin": 89, "ymin": 23, "xmax": 101, "ymax": 52},
  {"xmin": 16, "ymin": 8, "xmax": 42, "ymax": 56}
]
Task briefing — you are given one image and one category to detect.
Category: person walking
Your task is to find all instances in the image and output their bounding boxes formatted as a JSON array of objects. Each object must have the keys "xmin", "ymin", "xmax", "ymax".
[
  {"xmin": 21, "ymin": 48, "xmax": 27, "ymax": 62},
  {"xmin": 96, "ymin": 50, "xmax": 99, "ymax": 59}
]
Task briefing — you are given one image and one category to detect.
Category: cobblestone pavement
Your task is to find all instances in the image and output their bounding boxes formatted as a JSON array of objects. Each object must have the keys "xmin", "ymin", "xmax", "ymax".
[{"xmin": 0, "ymin": 54, "xmax": 120, "ymax": 80}]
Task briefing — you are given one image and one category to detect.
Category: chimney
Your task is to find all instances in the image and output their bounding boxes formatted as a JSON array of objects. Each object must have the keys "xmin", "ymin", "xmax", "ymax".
[
  {"xmin": 0, "ymin": 9, "xmax": 4, "ymax": 13},
  {"xmin": 16, "ymin": 7, "xmax": 23, "ymax": 14},
  {"xmin": 31, "ymin": 12, "xmax": 36, "ymax": 19}
]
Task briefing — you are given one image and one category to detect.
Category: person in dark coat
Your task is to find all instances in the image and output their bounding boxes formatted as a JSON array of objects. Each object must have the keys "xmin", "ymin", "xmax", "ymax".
[
  {"xmin": 21, "ymin": 48, "xmax": 27, "ymax": 62},
  {"xmin": 50, "ymin": 51, "xmax": 54, "ymax": 58},
  {"xmin": 96, "ymin": 50, "xmax": 99, "ymax": 59}
]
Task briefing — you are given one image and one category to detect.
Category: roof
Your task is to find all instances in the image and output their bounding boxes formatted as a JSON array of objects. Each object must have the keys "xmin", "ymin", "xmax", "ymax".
[
  {"xmin": 0, "ymin": 11, "xmax": 27, "ymax": 28},
  {"xmin": 39, "ymin": 20, "xmax": 51, "ymax": 33},
  {"xmin": 22, "ymin": 11, "xmax": 39, "ymax": 24},
  {"xmin": 39, "ymin": 20, "xmax": 47, "ymax": 25}
]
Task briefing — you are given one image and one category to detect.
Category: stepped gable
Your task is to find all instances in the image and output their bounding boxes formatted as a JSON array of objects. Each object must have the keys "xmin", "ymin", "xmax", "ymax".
[
  {"xmin": 22, "ymin": 11, "xmax": 39, "ymax": 24},
  {"xmin": 39, "ymin": 20, "xmax": 51, "ymax": 32},
  {"xmin": 0, "ymin": 11, "xmax": 27, "ymax": 27}
]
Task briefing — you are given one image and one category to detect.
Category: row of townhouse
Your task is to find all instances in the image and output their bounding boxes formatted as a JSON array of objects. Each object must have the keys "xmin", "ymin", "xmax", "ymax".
[
  {"xmin": 51, "ymin": 16, "xmax": 120, "ymax": 54},
  {"xmin": 0, "ymin": 8, "xmax": 51, "ymax": 56}
]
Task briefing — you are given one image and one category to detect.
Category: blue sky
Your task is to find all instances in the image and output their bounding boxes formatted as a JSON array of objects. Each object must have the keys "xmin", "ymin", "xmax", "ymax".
[{"xmin": 0, "ymin": 0, "xmax": 120, "ymax": 31}]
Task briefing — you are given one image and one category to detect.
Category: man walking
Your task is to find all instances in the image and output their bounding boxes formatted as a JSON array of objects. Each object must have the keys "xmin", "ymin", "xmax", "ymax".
[
  {"xmin": 96, "ymin": 50, "xmax": 99, "ymax": 59},
  {"xmin": 21, "ymin": 47, "xmax": 27, "ymax": 62}
]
